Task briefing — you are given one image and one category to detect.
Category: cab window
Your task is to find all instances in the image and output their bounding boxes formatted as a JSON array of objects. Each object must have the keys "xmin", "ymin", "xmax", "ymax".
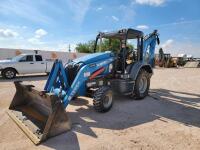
[
  {"xmin": 35, "ymin": 55, "xmax": 43, "ymax": 61},
  {"xmin": 20, "ymin": 55, "xmax": 33, "ymax": 62}
]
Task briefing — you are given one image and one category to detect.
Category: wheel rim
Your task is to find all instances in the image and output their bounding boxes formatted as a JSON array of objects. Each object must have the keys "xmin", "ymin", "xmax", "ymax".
[
  {"xmin": 139, "ymin": 75, "xmax": 147, "ymax": 93},
  {"xmin": 5, "ymin": 70, "xmax": 14, "ymax": 78},
  {"xmin": 103, "ymin": 91, "xmax": 113, "ymax": 108}
]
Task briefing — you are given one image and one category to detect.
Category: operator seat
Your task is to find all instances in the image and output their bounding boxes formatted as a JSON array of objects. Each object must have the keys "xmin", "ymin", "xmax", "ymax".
[
  {"xmin": 117, "ymin": 47, "xmax": 134, "ymax": 73},
  {"xmin": 125, "ymin": 49, "xmax": 137, "ymax": 73},
  {"xmin": 116, "ymin": 48, "xmax": 128, "ymax": 72}
]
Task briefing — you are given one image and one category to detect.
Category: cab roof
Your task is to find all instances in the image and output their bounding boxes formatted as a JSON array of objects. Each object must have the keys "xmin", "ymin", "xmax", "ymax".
[{"xmin": 98, "ymin": 28, "xmax": 144, "ymax": 40}]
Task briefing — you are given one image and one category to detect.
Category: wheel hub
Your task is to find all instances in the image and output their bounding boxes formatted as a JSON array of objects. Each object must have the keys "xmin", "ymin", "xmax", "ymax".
[
  {"xmin": 103, "ymin": 91, "xmax": 113, "ymax": 108},
  {"xmin": 139, "ymin": 76, "xmax": 147, "ymax": 93},
  {"xmin": 6, "ymin": 71, "xmax": 14, "ymax": 78}
]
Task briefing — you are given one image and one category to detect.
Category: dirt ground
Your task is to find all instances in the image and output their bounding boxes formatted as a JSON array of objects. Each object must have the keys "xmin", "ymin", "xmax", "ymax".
[{"xmin": 0, "ymin": 68, "xmax": 200, "ymax": 150}]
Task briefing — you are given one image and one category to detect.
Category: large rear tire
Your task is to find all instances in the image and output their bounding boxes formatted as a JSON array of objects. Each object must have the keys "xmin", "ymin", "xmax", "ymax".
[
  {"xmin": 133, "ymin": 69, "xmax": 150, "ymax": 100},
  {"xmin": 93, "ymin": 86, "xmax": 113, "ymax": 113}
]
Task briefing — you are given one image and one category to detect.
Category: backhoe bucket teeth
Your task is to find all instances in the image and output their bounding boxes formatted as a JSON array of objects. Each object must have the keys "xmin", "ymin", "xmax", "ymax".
[{"xmin": 7, "ymin": 81, "xmax": 71, "ymax": 144}]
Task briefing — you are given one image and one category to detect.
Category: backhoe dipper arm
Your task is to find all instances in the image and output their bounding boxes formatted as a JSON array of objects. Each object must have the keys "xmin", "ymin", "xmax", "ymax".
[{"xmin": 143, "ymin": 30, "xmax": 159, "ymax": 66}]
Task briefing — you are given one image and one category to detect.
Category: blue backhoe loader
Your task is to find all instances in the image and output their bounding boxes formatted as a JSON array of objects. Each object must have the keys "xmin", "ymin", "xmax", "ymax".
[{"xmin": 7, "ymin": 28, "xmax": 160, "ymax": 144}]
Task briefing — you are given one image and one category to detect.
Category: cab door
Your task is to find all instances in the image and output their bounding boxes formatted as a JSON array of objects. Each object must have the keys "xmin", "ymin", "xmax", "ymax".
[
  {"xmin": 34, "ymin": 55, "xmax": 46, "ymax": 73},
  {"xmin": 16, "ymin": 55, "xmax": 35, "ymax": 74}
]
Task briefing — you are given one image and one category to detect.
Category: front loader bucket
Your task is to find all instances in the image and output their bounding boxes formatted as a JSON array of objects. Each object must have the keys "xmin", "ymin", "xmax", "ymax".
[{"xmin": 7, "ymin": 81, "xmax": 71, "ymax": 144}]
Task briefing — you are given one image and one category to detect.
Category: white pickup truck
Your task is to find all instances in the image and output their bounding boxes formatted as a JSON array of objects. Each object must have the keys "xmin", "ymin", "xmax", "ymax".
[{"xmin": 0, "ymin": 54, "xmax": 54, "ymax": 79}]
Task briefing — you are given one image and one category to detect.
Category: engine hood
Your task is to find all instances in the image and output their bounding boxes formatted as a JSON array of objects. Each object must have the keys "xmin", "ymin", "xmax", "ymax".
[
  {"xmin": 0, "ymin": 59, "xmax": 12, "ymax": 64},
  {"xmin": 73, "ymin": 52, "xmax": 114, "ymax": 64}
]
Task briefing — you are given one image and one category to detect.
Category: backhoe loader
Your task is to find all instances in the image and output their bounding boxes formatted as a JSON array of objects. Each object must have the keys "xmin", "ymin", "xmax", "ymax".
[{"xmin": 7, "ymin": 28, "xmax": 160, "ymax": 144}]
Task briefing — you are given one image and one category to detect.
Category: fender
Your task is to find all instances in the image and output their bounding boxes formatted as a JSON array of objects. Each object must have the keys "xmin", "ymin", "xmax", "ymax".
[
  {"xmin": 2, "ymin": 67, "xmax": 19, "ymax": 74},
  {"xmin": 129, "ymin": 61, "xmax": 153, "ymax": 81}
]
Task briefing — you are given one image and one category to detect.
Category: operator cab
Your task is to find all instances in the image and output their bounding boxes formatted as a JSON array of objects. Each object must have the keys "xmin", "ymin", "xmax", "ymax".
[{"xmin": 94, "ymin": 28, "xmax": 144, "ymax": 74}]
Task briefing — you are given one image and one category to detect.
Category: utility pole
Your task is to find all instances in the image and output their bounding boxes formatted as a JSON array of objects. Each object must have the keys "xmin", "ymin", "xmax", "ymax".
[
  {"xmin": 68, "ymin": 44, "xmax": 71, "ymax": 53},
  {"xmin": 68, "ymin": 44, "xmax": 72, "ymax": 63}
]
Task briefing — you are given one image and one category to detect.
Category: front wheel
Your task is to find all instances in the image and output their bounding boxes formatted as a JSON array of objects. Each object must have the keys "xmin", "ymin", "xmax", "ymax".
[
  {"xmin": 2, "ymin": 68, "xmax": 16, "ymax": 79},
  {"xmin": 133, "ymin": 69, "xmax": 150, "ymax": 100},
  {"xmin": 93, "ymin": 86, "xmax": 113, "ymax": 113}
]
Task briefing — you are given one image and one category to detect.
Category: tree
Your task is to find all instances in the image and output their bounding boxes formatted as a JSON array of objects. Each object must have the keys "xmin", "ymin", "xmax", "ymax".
[
  {"xmin": 76, "ymin": 40, "xmax": 95, "ymax": 53},
  {"xmin": 76, "ymin": 39, "xmax": 134, "ymax": 53},
  {"xmin": 51, "ymin": 52, "xmax": 58, "ymax": 59},
  {"xmin": 76, "ymin": 43, "xmax": 90, "ymax": 53},
  {"xmin": 15, "ymin": 50, "xmax": 22, "ymax": 56}
]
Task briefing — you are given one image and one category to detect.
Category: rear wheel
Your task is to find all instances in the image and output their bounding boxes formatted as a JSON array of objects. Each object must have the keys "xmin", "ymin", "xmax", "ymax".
[
  {"xmin": 93, "ymin": 86, "xmax": 113, "ymax": 112},
  {"xmin": 133, "ymin": 69, "xmax": 150, "ymax": 100},
  {"xmin": 2, "ymin": 68, "xmax": 16, "ymax": 79}
]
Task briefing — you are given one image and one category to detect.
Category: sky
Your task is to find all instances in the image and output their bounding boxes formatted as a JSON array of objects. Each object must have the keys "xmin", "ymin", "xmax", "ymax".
[{"xmin": 0, "ymin": 0, "xmax": 200, "ymax": 57}]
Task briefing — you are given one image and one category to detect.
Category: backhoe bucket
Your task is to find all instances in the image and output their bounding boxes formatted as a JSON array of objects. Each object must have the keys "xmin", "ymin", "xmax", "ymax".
[{"xmin": 7, "ymin": 81, "xmax": 71, "ymax": 144}]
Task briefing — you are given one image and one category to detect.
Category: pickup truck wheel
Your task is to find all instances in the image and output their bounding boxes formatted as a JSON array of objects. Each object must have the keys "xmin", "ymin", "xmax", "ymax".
[
  {"xmin": 133, "ymin": 69, "xmax": 150, "ymax": 100},
  {"xmin": 2, "ymin": 68, "xmax": 16, "ymax": 79},
  {"xmin": 93, "ymin": 86, "xmax": 113, "ymax": 113}
]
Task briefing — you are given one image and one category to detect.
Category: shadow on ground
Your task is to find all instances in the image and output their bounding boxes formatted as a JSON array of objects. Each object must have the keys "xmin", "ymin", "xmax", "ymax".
[
  {"xmin": 42, "ymin": 89, "xmax": 200, "ymax": 150},
  {"xmin": 0, "ymin": 74, "xmax": 48, "ymax": 82}
]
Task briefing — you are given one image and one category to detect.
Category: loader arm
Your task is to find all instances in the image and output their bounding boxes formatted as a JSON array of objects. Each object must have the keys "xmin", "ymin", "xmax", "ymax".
[
  {"xmin": 45, "ymin": 58, "xmax": 115, "ymax": 108},
  {"xmin": 6, "ymin": 58, "xmax": 114, "ymax": 144},
  {"xmin": 44, "ymin": 60, "xmax": 69, "ymax": 92}
]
